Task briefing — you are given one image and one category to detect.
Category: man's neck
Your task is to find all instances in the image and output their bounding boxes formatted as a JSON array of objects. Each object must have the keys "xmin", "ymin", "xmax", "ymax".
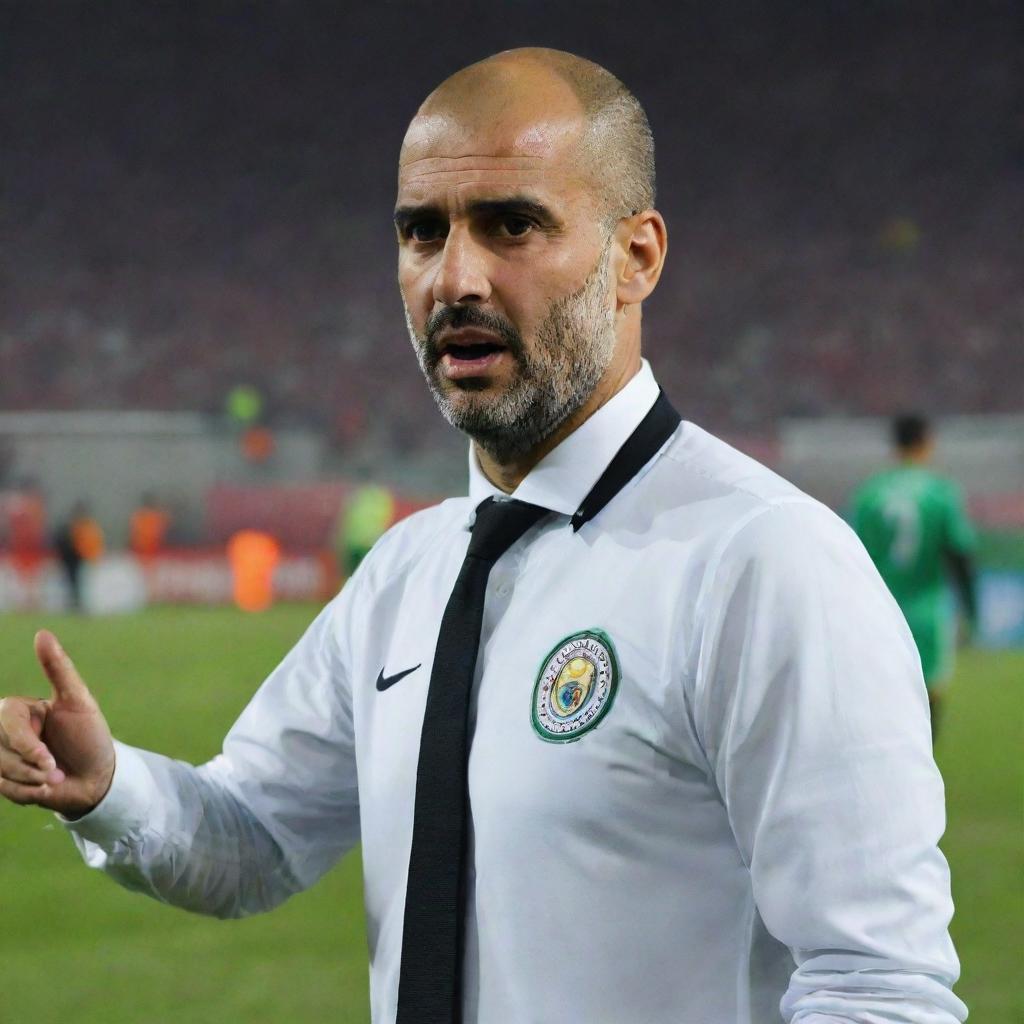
[{"xmin": 474, "ymin": 353, "xmax": 642, "ymax": 494}]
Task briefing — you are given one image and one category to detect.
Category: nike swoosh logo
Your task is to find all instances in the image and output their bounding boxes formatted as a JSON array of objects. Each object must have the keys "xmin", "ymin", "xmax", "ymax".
[{"xmin": 376, "ymin": 663, "xmax": 422, "ymax": 691}]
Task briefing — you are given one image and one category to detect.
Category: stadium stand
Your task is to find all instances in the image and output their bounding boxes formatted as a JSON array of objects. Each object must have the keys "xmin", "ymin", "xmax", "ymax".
[{"xmin": 0, "ymin": 4, "xmax": 1018, "ymax": 454}]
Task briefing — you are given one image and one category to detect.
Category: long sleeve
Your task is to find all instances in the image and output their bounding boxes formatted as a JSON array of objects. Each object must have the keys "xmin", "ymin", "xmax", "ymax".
[
  {"xmin": 693, "ymin": 499, "xmax": 968, "ymax": 1023},
  {"xmin": 61, "ymin": 594, "xmax": 360, "ymax": 919}
]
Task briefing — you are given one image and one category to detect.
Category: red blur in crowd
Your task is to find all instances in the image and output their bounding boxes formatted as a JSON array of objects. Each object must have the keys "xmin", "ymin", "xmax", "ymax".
[{"xmin": 5, "ymin": 489, "xmax": 47, "ymax": 573}]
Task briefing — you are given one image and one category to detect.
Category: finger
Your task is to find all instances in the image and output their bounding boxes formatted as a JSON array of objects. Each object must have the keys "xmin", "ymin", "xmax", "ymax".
[
  {"xmin": 0, "ymin": 698, "xmax": 55, "ymax": 769},
  {"xmin": 0, "ymin": 751, "xmax": 64, "ymax": 786},
  {"xmin": 0, "ymin": 776, "xmax": 53, "ymax": 807},
  {"xmin": 34, "ymin": 631, "xmax": 96, "ymax": 711}
]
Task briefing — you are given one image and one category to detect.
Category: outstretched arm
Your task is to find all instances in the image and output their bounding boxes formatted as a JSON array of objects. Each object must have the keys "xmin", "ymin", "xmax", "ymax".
[{"xmin": 1, "ymin": 598, "xmax": 360, "ymax": 920}]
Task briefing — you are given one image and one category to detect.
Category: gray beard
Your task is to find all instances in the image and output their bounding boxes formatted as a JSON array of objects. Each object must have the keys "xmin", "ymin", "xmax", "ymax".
[{"xmin": 404, "ymin": 238, "xmax": 616, "ymax": 464}]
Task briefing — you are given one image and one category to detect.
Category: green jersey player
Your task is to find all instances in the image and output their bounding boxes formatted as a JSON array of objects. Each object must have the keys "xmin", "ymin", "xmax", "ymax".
[{"xmin": 850, "ymin": 414, "xmax": 977, "ymax": 740}]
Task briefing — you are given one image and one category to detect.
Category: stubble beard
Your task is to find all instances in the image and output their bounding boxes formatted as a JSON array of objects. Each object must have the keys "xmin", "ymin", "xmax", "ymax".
[{"xmin": 403, "ymin": 236, "xmax": 617, "ymax": 464}]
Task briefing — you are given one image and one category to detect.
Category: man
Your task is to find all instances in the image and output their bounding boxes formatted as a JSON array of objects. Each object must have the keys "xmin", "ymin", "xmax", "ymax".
[
  {"xmin": 52, "ymin": 500, "xmax": 104, "ymax": 610},
  {"xmin": 128, "ymin": 492, "xmax": 170, "ymax": 561},
  {"xmin": 333, "ymin": 480, "xmax": 397, "ymax": 578},
  {"xmin": 850, "ymin": 414, "xmax": 978, "ymax": 740},
  {"xmin": 0, "ymin": 49, "xmax": 966, "ymax": 1023}
]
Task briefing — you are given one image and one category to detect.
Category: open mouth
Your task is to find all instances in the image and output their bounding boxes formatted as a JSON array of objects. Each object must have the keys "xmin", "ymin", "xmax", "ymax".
[
  {"xmin": 443, "ymin": 340, "xmax": 506, "ymax": 361},
  {"xmin": 432, "ymin": 327, "xmax": 513, "ymax": 379}
]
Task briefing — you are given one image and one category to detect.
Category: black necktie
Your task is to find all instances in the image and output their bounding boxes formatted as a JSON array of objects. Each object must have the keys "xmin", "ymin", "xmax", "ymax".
[
  {"xmin": 396, "ymin": 391, "xmax": 681, "ymax": 1024},
  {"xmin": 396, "ymin": 496, "xmax": 549, "ymax": 1024}
]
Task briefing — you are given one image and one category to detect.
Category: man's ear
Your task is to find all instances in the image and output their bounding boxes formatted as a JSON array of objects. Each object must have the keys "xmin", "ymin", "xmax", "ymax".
[{"xmin": 615, "ymin": 210, "xmax": 667, "ymax": 309}]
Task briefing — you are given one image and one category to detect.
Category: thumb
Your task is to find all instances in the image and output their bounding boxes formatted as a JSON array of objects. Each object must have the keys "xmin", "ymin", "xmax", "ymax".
[{"xmin": 34, "ymin": 631, "xmax": 97, "ymax": 711}]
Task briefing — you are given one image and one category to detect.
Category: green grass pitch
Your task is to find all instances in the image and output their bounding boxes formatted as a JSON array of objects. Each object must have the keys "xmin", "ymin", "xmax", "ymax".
[{"xmin": 0, "ymin": 605, "xmax": 1020, "ymax": 1023}]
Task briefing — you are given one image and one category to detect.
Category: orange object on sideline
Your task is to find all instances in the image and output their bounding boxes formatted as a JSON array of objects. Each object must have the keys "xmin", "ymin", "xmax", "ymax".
[
  {"xmin": 130, "ymin": 506, "xmax": 170, "ymax": 557},
  {"xmin": 241, "ymin": 426, "xmax": 276, "ymax": 463},
  {"xmin": 227, "ymin": 529, "xmax": 281, "ymax": 612},
  {"xmin": 71, "ymin": 517, "xmax": 104, "ymax": 561}
]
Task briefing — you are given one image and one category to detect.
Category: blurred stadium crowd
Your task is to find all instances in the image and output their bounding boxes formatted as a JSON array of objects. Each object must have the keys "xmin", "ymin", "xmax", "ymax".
[{"xmin": 0, "ymin": 3, "xmax": 1019, "ymax": 458}]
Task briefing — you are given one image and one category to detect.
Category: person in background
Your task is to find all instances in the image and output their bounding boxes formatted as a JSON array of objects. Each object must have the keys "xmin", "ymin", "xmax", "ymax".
[
  {"xmin": 53, "ymin": 501, "xmax": 105, "ymax": 610},
  {"xmin": 129, "ymin": 493, "xmax": 170, "ymax": 562},
  {"xmin": 7, "ymin": 479, "xmax": 48, "ymax": 578},
  {"xmin": 850, "ymin": 413, "xmax": 978, "ymax": 740},
  {"xmin": 333, "ymin": 482, "xmax": 396, "ymax": 578},
  {"xmin": 226, "ymin": 529, "xmax": 281, "ymax": 613}
]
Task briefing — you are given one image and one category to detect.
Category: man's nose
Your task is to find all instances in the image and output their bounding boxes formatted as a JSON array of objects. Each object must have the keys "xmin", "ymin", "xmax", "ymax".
[{"xmin": 432, "ymin": 228, "xmax": 491, "ymax": 307}]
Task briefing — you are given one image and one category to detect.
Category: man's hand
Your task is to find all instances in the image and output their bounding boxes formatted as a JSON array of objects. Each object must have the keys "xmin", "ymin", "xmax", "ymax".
[{"xmin": 0, "ymin": 630, "xmax": 115, "ymax": 817}]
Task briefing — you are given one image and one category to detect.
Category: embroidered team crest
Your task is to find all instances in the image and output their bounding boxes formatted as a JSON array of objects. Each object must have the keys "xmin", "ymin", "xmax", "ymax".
[{"xmin": 532, "ymin": 629, "xmax": 619, "ymax": 742}]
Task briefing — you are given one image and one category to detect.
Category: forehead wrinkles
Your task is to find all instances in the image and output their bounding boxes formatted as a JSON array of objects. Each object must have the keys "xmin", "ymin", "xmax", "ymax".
[{"xmin": 399, "ymin": 154, "xmax": 546, "ymax": 189}]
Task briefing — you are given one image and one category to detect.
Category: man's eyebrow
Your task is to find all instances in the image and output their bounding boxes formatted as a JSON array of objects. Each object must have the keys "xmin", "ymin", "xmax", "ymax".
[
  {"xmin": 465, "ymin": 197, "xmax": 558, "ymax": 223},
  {"xmin": 393, "ymin": 204, "xmax": 443, "ymax": 232},
  {"xmin": 393, "ymin": 196, "xmax": 559, "ymax": 232}
]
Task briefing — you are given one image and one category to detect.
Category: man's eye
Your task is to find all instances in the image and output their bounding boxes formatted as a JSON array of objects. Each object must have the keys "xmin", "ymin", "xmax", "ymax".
[
  {"xmin": 496, "ymin": 216, "xmax": 534, "ymax": 238},
  {"xmin": 408, "ymin": 221, "xmax": 446, "ymax": 243}
]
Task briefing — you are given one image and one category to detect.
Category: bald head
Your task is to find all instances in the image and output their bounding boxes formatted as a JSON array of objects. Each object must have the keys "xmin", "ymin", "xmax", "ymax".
[{"xmin": 403, "ymin": 48, "xmax": 655, "ymax": 223}]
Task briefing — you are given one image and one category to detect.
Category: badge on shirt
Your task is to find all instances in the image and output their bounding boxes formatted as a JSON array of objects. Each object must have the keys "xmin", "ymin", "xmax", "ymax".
[{"xmin": 532, "ymin": 629, "xmax": 619, "ymax": 742}]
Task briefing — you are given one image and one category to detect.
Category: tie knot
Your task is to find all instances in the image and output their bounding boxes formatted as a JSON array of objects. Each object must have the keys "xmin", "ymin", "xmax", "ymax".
[{"xmin": 467, "ymin": 497, "xmax": 549, "ymax": 562}]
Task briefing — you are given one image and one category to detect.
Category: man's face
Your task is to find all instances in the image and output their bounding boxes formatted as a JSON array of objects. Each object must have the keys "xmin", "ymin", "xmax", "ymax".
[{"xmin": 396, "ymin": 101, "xmax": 619, "ymax": 462}]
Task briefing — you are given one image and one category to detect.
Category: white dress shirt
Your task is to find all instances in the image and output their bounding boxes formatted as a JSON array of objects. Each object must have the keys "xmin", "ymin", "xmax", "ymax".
[{"xmin": 65, "ymin": 360, "xmax": 967, "ymax": 1023}]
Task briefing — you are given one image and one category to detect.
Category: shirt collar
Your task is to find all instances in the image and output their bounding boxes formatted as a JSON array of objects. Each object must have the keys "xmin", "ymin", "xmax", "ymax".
[{"xmin": 467, "ymin": 359, "xmax": 661, "ymax": 517}]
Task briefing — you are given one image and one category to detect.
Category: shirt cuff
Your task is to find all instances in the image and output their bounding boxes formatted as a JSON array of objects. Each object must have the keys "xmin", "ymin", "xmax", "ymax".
[{"xmin": 57, "ymin": 740, "xmax": 154, "ymax": 844}]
